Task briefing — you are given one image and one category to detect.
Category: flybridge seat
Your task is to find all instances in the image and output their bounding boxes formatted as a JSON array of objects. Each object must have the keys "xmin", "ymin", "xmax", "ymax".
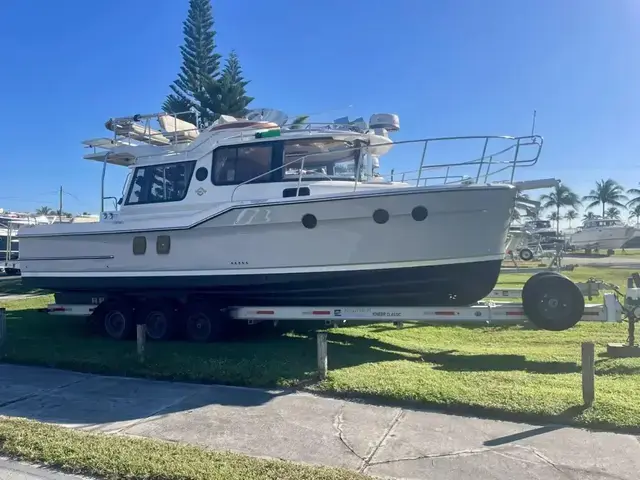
[
  {"xmin": 157, "ymin": 114, "xmax": 200, "ymax": 142},
  {"xmin": 105, "ymin": 118, "xmax": 171, "ymax": 146}
]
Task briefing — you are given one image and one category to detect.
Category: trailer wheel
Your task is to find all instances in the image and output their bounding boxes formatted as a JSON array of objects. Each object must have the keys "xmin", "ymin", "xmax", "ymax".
[
  {"xmin": 136, "ymin": 300, "xmax": 176, "ymax": 341},
  {"xmin": 98, "ymin": 299, "xmax": 135, "ymax": 340},
  {"xmin": 522, "ymin": 273, "xmax": 584, "ymax": 331},
  {"xmin": 518, "ymin": 248, "xmax": 534, "ymax": 262},
  {"xmin": 184, "ymin": 301, "xmax": 227, "ymax": 342}
]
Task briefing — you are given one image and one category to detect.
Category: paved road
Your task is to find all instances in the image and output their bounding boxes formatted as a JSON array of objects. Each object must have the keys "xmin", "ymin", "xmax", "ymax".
[
  {"xmin": 563, "ymin": 254, "xmax": 640, "ymax": 269},
  {"xmin": 0, "ymin": 364, "xmax": 637, "ymax": 479},
  {"xmin": 0, "ymin": 457, "xmax": 84, "ymax": 479}
]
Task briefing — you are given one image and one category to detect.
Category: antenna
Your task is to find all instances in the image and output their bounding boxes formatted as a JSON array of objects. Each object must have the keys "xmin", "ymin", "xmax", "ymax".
[{"xmin": 530, "ymin": 109, "xmax": 537, "ymax": 136}]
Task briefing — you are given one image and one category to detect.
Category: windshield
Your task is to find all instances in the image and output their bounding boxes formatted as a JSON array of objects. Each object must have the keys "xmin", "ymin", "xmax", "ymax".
[{"xmin": 532, "ymin": 220, "xmax": 551, "ymax": 229}]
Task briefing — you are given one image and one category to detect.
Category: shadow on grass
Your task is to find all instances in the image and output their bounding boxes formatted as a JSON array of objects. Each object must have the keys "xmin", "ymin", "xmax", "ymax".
[
  {"xmin": 325, "ymin": 332, "xmax": 580, "ymax": 374},
  {"xmin": 367, "ymin": 322, "xmax": 537, "ymax": 334},
  {"xmin": 0, "ymin": 276, "xmax": 49, "ymax": 297}
]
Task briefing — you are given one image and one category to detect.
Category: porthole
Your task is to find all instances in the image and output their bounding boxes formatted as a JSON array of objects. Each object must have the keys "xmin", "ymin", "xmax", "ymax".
[
  {"xmin": 156, "ymin": 235, "xmax": 171, "ymax": 255},
  {"xmin": 302, "ymin": 214, "xmax": 317, "ymax": 229},
  {"xmin": 133, "ymin": 236, "xmax": 147, "ymax": 255},
  {"xmin": 412, "ymin": 206, "xmax": 428, "ymax": 221},
  {"xmin": 195, "ymin": 167, "xmax": 208, "ymax": 181},
  {"xmin": 373, "ymin": 209, "xmax": 390, "ymax": 224}
]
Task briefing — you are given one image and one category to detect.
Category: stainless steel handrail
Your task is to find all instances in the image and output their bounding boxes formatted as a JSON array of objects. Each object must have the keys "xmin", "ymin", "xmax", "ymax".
[{"xmin": 228, "ymin": 134, "xmax": 543, "ymax": 201}]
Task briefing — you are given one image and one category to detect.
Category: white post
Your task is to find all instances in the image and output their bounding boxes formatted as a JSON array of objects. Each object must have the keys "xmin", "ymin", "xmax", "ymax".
[
  {"xmin": 317, "ymin": 332, "xmax": 328, "ymax": 379},
  {"xmin": 136, "ymin": 324, "xmax": 146, "ymax": 363},
  {"xmin": 581, "ymin": 342, "xmax": 595, "ymax": 406}
]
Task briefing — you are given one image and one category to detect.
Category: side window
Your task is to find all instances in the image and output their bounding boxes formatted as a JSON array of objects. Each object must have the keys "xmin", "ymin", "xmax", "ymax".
[
  {"xmin": 212, "ymin": 144, "xmax": 273, "ymax": 185},
  {"xmin": 126, "ymin": 161, "xmax": 196, "ymax": 205}
]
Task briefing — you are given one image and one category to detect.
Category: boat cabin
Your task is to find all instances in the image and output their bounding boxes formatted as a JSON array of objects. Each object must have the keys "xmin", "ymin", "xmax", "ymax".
[
  {"xmin": 524, "ymin": 220, "xmax": 553, "ymax": 231},
  {"xmin": 579, "ymin": 219, "xmax": 624, "ymax": 230},
  {"xmin": 84, "ymin": 110, "xmax": 400, "ymax": 215}
]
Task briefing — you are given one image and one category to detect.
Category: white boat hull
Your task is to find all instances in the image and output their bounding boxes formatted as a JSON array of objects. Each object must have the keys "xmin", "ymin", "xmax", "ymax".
[
  {"xmin": 19, "ymin": 184, "xmax": 517, "ymax": 306},
  {"xmin": 570, "ymin": 226, "xmax": 636, "ymax": 250}
]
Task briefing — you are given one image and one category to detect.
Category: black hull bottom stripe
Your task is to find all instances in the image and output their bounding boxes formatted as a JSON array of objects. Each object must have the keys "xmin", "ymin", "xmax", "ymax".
[{"xmin": 41, "ymin": 260, "xmax": 503, "ymax": 307}]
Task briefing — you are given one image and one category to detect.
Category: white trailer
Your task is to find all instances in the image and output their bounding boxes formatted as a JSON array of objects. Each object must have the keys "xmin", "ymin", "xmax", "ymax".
[{"xmin": 42, "ymin": 273, "xmax": 623, "ymax": 342}]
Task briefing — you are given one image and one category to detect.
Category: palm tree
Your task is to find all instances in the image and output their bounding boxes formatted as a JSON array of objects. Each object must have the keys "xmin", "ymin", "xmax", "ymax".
[
  {"xmin": 35, "ymin": 206, "xmax": 52, "ymax": 215},
  {"xmin": 629, "ymin": 205, "xmax": 640, "ymax": 226},
  {"xmin": 564, "ymin": 209, "xmax": 578, "ymax": 228},
  {"xmin": 582, "ymin": 179, "xmax": 628, "ymax": 218},
  {"xmin": 605, "ymin": 207, "xmax": 621, "ymax": 219},
  {"xmin": 583, "ymin": 211, "xmax": 598, "ymax": 221},
  {"xmin": 547, "ymin": 212, "xmax": 560, "ymax": 228},
  {"xmin": 539, "ymin": 184, "xmax": 581, "ymax": 234},
  {"xmin": 626, "ymin": 183, "xmax": 640, "ymax": 208}
]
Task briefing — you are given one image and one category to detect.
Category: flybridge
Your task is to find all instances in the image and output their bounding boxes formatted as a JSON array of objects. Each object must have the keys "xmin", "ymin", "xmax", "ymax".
[{"xmin": 80, "ymin": 109, "xmax": 402, "ymax": 166}]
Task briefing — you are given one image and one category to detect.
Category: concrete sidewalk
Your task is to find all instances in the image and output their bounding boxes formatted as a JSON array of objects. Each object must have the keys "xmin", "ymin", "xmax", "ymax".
[
  {"xmin": 0, "ymin": 364, "xmax": 637, "ymax": 479},
  {"xmin": 0, "ymin": 457, "xmax": 85, "ymax": 479}
]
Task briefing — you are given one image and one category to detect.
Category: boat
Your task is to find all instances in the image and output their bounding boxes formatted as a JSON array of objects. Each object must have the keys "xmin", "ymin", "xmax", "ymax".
[
  {"xmin": 17, "ymin": 109, "xmax": 548, "ymax": 307},
  {"xmin": 569, "ymin": 218, "xmax": 636, "ymax": 252},
  {"xmin": 522, "ymin": 219, "xmax": 566, "ymax": 251}
]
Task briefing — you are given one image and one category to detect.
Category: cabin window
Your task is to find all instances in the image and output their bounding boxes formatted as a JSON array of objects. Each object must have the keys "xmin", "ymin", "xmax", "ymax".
[
  {"xmin": 125, "ymin": 161, "xmax": 196, "ymax": 205},
  {"xmin": 281, "ymin": 138, "xmax": 359, "ymax": 181},
  {"xmin": 212, "ymin": 144, "xmax": 273, "ymax": 185}
]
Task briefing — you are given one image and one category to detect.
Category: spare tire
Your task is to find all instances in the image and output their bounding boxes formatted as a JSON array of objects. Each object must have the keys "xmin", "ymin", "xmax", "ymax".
[{"xmin": 522, "ymin": 273, "xmax": 584, "ymax": 331}]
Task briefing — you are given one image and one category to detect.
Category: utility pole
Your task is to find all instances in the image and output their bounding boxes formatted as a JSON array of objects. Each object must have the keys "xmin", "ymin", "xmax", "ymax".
[{"xmin": 59, "ymin": 186, "xmax": 63, "ymax": 223}]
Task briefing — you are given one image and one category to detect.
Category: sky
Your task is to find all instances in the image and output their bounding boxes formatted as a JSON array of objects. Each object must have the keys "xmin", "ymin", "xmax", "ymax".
[{"xmin": 0, "ymin": 0, "xmax": 639, "ymax": 226}]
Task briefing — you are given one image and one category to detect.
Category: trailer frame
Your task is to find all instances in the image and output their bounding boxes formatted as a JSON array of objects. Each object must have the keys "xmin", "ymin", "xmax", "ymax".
[{"xmin": 42, "ymin": 284, "xmax": 621, "ymax": 328}]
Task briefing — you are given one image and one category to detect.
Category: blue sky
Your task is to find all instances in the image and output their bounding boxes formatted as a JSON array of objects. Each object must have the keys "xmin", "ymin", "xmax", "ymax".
[{"xmin": 0, "ymin": 0, "xmax": 638, "ymax": 219}]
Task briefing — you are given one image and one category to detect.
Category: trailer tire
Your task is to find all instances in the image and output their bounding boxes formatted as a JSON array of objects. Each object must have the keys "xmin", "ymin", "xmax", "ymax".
[
  {"xmin": 522, "ymin": 273, "xmax": 584, "ymax": 331},
  {"xmin": 184, "ymin": 301, "xmax": 227, "ymax": 342},
  {"xmin": 97, "ymin": 299, "xmax": 135, "ymax": 340},
  {"xmin": 136, "ymin": 300, "xmax": 176, "ymax": 341},
  {"xmin": 519, "ymin": 248, "xmax": 534, "ymax": 262}
]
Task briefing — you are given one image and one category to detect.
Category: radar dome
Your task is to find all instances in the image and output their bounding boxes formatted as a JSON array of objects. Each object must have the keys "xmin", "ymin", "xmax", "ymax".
[{"xmin": 369, "ymin": 113, "xmax": 400, "ymax": 132}]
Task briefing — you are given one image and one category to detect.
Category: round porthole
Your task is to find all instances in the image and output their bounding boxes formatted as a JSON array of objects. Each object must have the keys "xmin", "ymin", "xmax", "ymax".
[
  {"xmin": 302, "ymin": 214, "xmax": 317, "ymax": 229},
  {"xmin": 373, "ymin": 209, "xmax": 390, "ymax": 224},
  {"xmin": 195, "ymin": 167, "xmax": 208, "ymax": 181},
  {"xmin": 412, "ymin": 206, "xmax": 428, "ymax": 221}
]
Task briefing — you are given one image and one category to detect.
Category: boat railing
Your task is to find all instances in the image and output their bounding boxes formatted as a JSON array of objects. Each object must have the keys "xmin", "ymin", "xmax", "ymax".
[
  {"xmin": 94, "ymin": 110, "xmax": 371, "ymax": 153},
  {"xmin": 100, "ymin": 110, "xmax": 202, "ymax": 148},
  {"xmin": 230, "ymin": 134, "xmax": 543, "ymax": 201},
  {"xmin": 382, "ymin": 135, "xmax": 543, "ymax": 187}
]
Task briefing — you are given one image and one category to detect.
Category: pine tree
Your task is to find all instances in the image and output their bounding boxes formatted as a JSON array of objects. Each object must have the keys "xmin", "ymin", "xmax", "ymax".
[
  {"xmin": 162, "ymin": 0, "xmax": 221, "ymax": 126},
  {"xmin": 211, "ymin": 51, "xmax": 254, "ymax": 118}
]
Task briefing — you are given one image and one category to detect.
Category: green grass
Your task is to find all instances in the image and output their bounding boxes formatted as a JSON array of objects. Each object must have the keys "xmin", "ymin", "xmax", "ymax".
[
  {"xmin": 0, "ymin": 417, "xmax": 368, "ymax": 480},
  {"xmin": 0, "ymin": 266, "xmax": 639, "ymax": 432}
]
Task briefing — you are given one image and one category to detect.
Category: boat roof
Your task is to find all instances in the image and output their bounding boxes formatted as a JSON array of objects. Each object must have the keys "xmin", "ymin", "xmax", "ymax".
[{"xmin": 81, "ymin": 110, "xmax": 398, "ymax": 168}]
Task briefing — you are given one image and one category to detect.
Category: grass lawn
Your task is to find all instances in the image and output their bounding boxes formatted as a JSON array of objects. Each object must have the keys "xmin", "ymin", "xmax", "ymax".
[
  {"xmin": 0, "ymin": 266, "xmax": 639, "ymax": 432},
  {"xmin": 0, "ymin": 417, "xmax": 367, "ymax": 480}
]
